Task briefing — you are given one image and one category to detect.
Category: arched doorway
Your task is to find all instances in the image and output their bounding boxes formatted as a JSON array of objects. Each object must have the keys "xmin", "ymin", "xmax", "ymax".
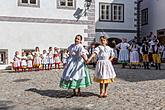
[{"xmin": 108, "ymin": 38, "xmax": 122, "ymax": 48}]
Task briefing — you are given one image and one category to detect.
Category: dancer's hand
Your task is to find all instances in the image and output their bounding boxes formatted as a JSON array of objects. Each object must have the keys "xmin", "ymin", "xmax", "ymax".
[{"xmin": 86, "ymin": 59, "xmax": 90, "ymax": 64}]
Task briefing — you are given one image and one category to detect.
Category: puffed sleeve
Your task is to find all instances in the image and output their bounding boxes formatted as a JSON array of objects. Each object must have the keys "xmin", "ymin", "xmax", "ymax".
[
  {"xmin": 116, "ymin": 43, "xmax": 121, "ymax": 48},
  {"xmin": 78, "ymin": 45, "xmax": 87, "ymax": 56},
  {"xmin": 94, "ymin": 46, "xmax": 100, "ymax": 55},
  {"xmin": 67, "ymin": 44, "xmax": 73, "ymax": 52},
  {"xmin": 109, "ymin": 47, "xmax": 115, "ymax": 57}
]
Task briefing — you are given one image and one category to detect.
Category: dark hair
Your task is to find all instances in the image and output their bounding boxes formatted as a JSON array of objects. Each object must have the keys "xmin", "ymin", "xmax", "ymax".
[
  {"xmin": 76, "ymin": 34, "xmax": 83, "ymax": 41},
  {"xmin": 35, "ymin": 46, "xmax": 40, "ymax": 51},
  {"xmin": 49, "ymin": 47, "xmax": 52, "ymax": 50},
  {"xmin": 100, "ymin": 36, "xmax": 108, "ymax": 40}
]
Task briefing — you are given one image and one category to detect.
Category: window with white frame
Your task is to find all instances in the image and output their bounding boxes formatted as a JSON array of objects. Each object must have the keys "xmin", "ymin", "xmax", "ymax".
[
  {"xmin": 57, "ymin": 0, "xmax": 76, "ymax": 9},
  {"xmin": 0, "ymin": 49, "xmax": 8, "ymax": 65},
  {"xmin": 141, "ymin": 8, "xmax": 148, "ymax": 25},
  {"xmin": 99, "ymin": 3, "xmax": 111, "ymax": 21},
  {"xmin": 112, "ymin": 4, "xmax": 124, "ymax": 22},
  {"xmin": 18, "ymin": 0, "xmax": 40, "ymax": 7},
  {"xmin": 99, "ymin": 3, "xmax": 124, "ymax": 22}
]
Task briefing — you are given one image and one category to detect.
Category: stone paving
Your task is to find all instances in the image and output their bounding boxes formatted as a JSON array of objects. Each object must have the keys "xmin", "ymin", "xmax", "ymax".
[{"xmin": 0, "ymin": 64, "xmax": 165, "ymax": 110}]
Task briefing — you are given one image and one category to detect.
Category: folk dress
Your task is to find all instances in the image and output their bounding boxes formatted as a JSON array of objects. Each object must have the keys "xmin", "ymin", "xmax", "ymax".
[
  {"xmin": 130, "ymin": 45, "xmax": 140, "ymax": 65},
  {"xmin": 54, "ymin": 50, "xmax": 61, "ymax": 64},
  {"xmin": 48, "ymin": 51, "xmax": 54, "ymax": 64},
  {"xmin": 33, "ymin": 51, "xmax": 41, "ymax": 67},
  {"xmin": 42, "ymin": 53, "xmax": 48, "ymax": 65},
  {"xmin": 21, "ymin": 55, "xmax": 27, "ymax": 68},
  {"xmin": 117, "ymin": 42, "xmax": 130, "ymax": 63},
  {"xmin": 60, "ymin": 43, "xmax": 92, "ymax": 89},
  {"xmin": 27, "ymin": 54, "xmax": 33, "ymax": 68},
  {"xmin": 13, "ymin": 55, "xmax": 21, "ymax": 68},
  {"xmin": 94, "ymin": 45, "xmax": 116, "ymax": 84},
  {"xmin": 62, "ymin": 52, "xmax": 69, "ymax": 64}
]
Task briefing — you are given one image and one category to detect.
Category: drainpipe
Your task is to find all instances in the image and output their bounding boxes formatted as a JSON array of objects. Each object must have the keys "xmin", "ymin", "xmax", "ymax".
[{"xmin": 137, "ymin": 0, "xmax": 143, "ymax": 44}]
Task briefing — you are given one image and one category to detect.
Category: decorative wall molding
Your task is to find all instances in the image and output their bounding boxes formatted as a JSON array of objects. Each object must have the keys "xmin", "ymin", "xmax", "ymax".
[{"xmin": 0, "ymin": 16, "xmax": 93, "ymax": 25}]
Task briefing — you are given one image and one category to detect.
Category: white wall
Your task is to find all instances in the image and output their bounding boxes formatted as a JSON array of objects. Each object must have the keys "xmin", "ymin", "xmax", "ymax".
[
  {"xmin": 95, "ymin": 0, "xmax": 136, "ymax": 29},
  {"xmin": 0, "ymin": 21, "xmax": 87, "ymax": 63},
  {"xmin": 141, "ymin": 0, "xmax": 165, "ymax": 36},
  {"xmin": 95, "ymin": 0, "xmax": 137, "ymax": 40},
  {"xmin": 0, "ymin": 0, "xmax": 87, "ymax": 20},
  {"xmin": 0, "ymin": 0, "xmax": 89, "ymax": 66}
]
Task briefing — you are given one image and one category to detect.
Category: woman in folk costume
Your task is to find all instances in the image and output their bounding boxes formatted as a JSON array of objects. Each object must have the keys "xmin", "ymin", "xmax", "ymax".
[
  {"xmin": 13, "ymin": 51, "xmax": 21, "ymax": 72},
  {"xmin": 87, "ymin": 36, "xmax": 116, "ymax": 98},
  {"xmin": 60, "ymin": 35, "xmax": 92, "ymax": 97},
  {"xmin": 33, "ymin": 47, "xmax": 41, "ymax": 71},
  {"xmin": 27, "ymin": 51, "xmax": 33, "ymax": 71},
  {"xmin": 21, "ymin": 52, "xmax": 27, "ymax": 71},
  {"xmin": 116, "ymin": 38, "xmax": 130, "ymax": 68},
  {"xmin": 48, "ymin": 47, "xmax": 54, "ymax": 70},
  {"xmin": 129, "ymin": 41, "xmax": 140, "ymax": 69}
]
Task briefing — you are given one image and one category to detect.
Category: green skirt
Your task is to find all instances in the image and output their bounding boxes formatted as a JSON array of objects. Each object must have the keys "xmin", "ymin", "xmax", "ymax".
[{"xmin": 60, "ymin": 67, "xmax": 92, "ymax": 89}]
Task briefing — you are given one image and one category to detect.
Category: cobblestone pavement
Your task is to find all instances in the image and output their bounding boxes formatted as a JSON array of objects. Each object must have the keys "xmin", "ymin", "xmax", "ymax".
[{"xmin": 0, "ymin": 64, "xmax": 165, "ymax": 110}]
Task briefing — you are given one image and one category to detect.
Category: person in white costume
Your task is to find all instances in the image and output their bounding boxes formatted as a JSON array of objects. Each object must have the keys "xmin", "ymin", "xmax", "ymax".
[
  {"xmin": 21, "ymin": 52, "xmax": 27, "ymax": 71},
  {"xmin": 129, "ymin": 41, "xmax": 140, "ymax": 69},
  {"xmin": 87, "ymin": 36, "xmax": 116, "ymax": 98},
  {"xmin": 13, "ymin": 51, "xmax": 21, "ymax": 72},
  {"xmin": 27, "ymin": 51, "xmax": 33, "ymax": 71},
  {"xmin": 116, "ymin": 38, "xmax": 130, "ymax": 68}
]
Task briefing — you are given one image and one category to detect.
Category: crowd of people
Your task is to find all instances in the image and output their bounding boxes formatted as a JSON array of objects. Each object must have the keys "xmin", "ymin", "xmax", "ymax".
[
  {"xmin": 12, "ymin": 47, "xmax": 69, "ymax": 72},
  {"xmin": 11, "ymin": 33, "xmax": 165, "ymax": 98},
  {"xmin": 111, "ymin": 32, "xmax": 165, "ymax": 70}
]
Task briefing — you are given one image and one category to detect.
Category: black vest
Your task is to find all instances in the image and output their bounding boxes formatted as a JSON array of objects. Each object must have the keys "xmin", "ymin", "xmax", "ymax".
[{"xmin": 142, "ymin": 45, "xmax": 148, "ymax": 54}]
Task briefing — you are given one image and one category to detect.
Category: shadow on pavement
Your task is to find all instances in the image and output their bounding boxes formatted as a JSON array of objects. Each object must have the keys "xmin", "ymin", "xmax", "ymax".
[
  {"xmin": 25, "ymin": 88, "xmax": 99, "ymax": 98},
  {"xmin": 116, "ymin": 67, "xmax": 165, "ymax": 82},
  {"xmin": 45, "ymin": 107, "xmax": 91, "ymax": 110},
  {"xmin": 13, "ymin": 78, "xmax": 31, "ymax": 82},
  {"xmin": 0, "ymin": 100, "xmax": 15, "ymax": 110}
]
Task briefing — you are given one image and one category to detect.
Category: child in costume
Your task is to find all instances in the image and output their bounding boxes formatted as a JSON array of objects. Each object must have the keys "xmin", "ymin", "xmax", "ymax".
[
  {"xmin": 60, "ymin": 35, "xmax": 92, "ymax": 97},
  {"xmin": 13, "ymin": 51, "xmax": 21, "ymax": 72},
  {"xmin": 21, "ymin": 52, "xmax": 27, "ymax": 71},
  {"xmin": 87, "ymin": 36, "xmax": 116, "ymax": 98},
  {"xmin": 48, "ymin": 47, "xmax": 54, "ymax": 70},
  {"xmin": 27, "ymin": 51, "xmax": 33, "ymax": 71},
  {"xmin": 62, "ymin": 49, "xmax": 69, "ymax": 68},
  {"xmin": 33, "ymin": 47, "xmax": 41, "ymax": 71},
  {"xmin": 42, "ymin": 50, "xmax": 48, "ymax": 70},
  {"xmin": 54, "ymin": 47, "xmax": 61, "ymax": 69}
]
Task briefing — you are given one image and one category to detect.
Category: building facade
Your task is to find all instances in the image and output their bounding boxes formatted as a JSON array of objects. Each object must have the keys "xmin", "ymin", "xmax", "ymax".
[
  {"xmin": 140, "ymin": 0, "xmax": 165, "ymax": 44},
  {"xmin": 0, "ymin": 0, "xmax": 95, "ymax": 68},
  {"xmin": 0, "ymin": 0, "xmax": 137, "ymax": 69},
  {"xmin": 95, "ymin": 0, "xmax": 137, "ymax": 42}
]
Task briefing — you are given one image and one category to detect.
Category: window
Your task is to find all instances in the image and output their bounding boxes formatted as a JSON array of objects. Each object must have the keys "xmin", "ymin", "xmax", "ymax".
[
  {"xmin": 57, "ymin": 0, "xmax": 76, "ymax": 9},
  {"xmin": 141, "ymin": 8, "xmax": 148, "ymax": 25},
  {"xmin": 18, "ymin": 0, "xmax": 40, "ymax": 7},
  {"xmin": 99, "ymin": 3, "xmax": 124, "ymax": 22},
  {"xmin": 0, "ymin": 49, "xmax": 8, "ymax": 65},
  {"xmin": 99, "ymin": 3, "xmax": 111, "ymax": 21},
  {"xmin": 112, "ymin": 4, "xmax": 124, "ymax": 22}
]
